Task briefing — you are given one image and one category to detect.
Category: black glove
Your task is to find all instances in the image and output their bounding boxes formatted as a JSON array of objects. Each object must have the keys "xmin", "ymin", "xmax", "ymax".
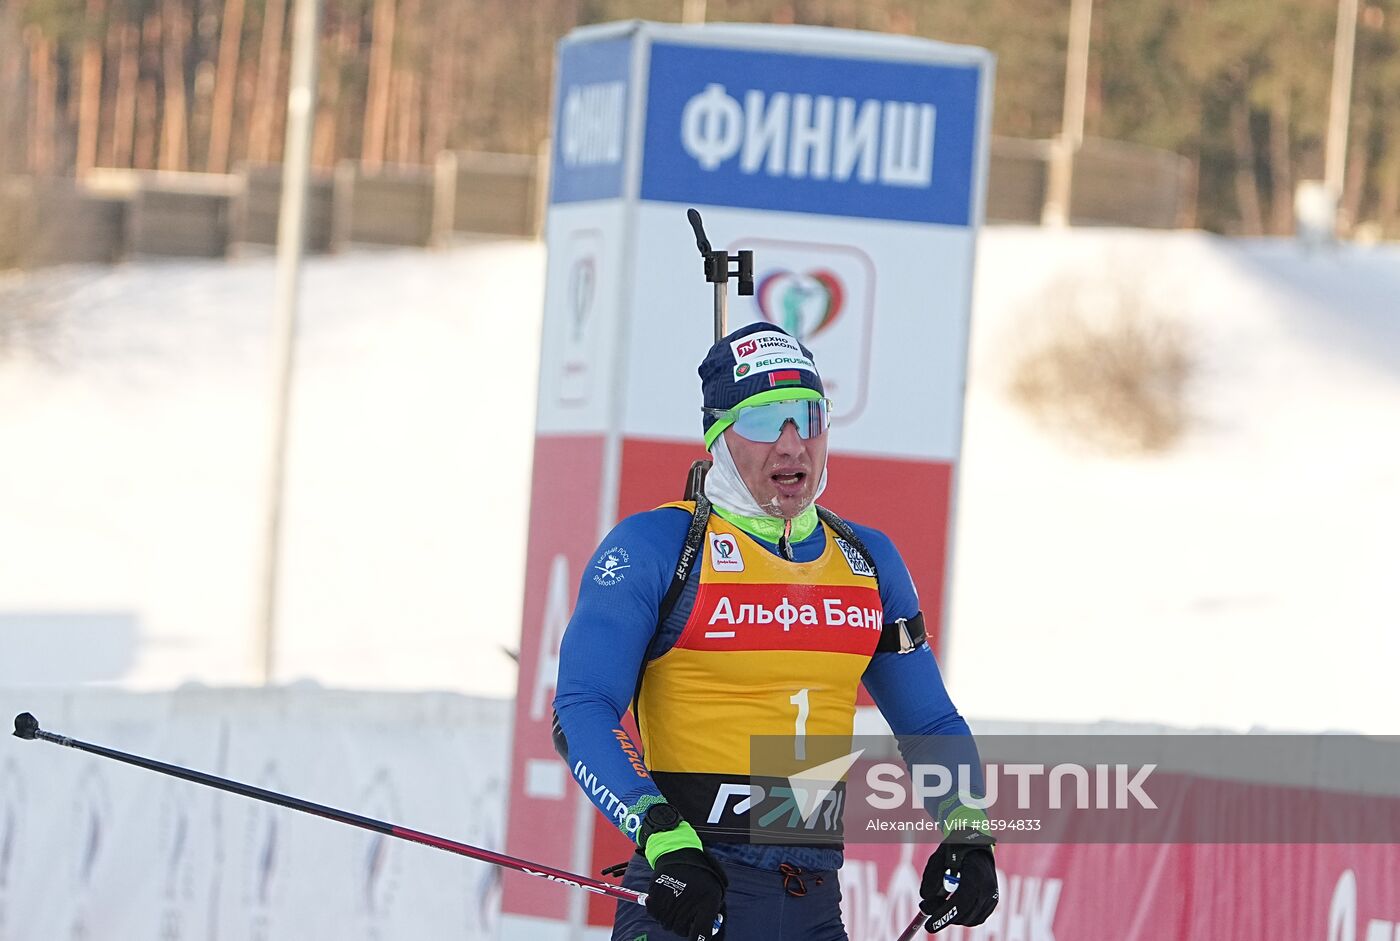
[
  {"xmin": 920, "ymin": 832, "xmax": 999, "ymax": 932},
  {"xmin": 645, "ymin": 847, "xmax": 727, "ymax": 940}
]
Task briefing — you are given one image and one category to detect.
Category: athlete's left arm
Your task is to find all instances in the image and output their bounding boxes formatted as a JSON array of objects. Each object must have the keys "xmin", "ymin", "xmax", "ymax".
[
  {"xmin": 852, "ymin": 527, "xmax": 999, "ymax": 928},
  {"xmin": 853, "ymin": 523, "xmax": 970, "ymax": 738},
  {"xmin": 855, "ymin": 525, "xmax": 988, "ymax": 829}
]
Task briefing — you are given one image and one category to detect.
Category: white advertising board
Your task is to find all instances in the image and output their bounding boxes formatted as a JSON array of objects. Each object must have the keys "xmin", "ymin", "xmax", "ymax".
[
  {"xmin": 0, "ymin": 689, "xmax": 509, "ymax": 940},
  {"xmin": 506, "ymin": 20, "xmax": 994, "ymax": 940}
]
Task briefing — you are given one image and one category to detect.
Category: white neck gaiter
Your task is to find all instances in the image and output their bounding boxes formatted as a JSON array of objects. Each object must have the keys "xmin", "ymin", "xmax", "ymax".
[{"xmin": 703, "ymin": 434, "xmax": 828, "ymax": 520}]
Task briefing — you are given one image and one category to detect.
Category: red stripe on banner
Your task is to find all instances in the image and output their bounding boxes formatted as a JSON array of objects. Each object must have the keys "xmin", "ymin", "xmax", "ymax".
[
  {"xmin": 680, "ymin": 583, "xmax": 884, "ymax": 654},
  {"xmin": 502, "ymin": 434, "xmax": 609, "ymax": 923},
  {"xmin": 844, "ymin": 841, "xmax": 1400, "ymax": 939}
]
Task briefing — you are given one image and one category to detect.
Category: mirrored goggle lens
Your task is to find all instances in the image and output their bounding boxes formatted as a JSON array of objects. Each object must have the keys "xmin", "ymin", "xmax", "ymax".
[{"xmin": 730, "ymin": 399, "xmax": 830, "ymax": 442}]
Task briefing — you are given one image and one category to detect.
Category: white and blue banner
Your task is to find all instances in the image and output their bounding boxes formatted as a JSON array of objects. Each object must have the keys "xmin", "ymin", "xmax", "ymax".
[
  {"xmin": 536, "ymin": 22, "xmax": 994, "ymax": 453},
  {"xmin": 517, "ymin": 22, "xmax": 994, "ymax": 940},
  {"xmin": 549, "ymin": 37, "xmax": 633, "ymax": 204},
  {"xmin": 642, "ymin": 42, "xmax": 981, "ymax": 225},
  {"xmin": 0, "ymin": 689, "xmax": 510, "ymax": 941}
]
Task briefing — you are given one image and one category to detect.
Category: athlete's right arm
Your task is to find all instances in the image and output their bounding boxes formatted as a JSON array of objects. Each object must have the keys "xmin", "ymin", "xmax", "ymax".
[{"xmin": 552, "ymin": 508, "xmax": 701, "ymax": 852}]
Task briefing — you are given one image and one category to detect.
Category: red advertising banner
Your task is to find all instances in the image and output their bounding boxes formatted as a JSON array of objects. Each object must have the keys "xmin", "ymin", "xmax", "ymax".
[
  {"xmin": 841, "ymin": 842, "xmax": 1400, "ymax": 940},
  {"xmin": 501, "ymin": 435, "xmax": 608, "ymax": 927}
]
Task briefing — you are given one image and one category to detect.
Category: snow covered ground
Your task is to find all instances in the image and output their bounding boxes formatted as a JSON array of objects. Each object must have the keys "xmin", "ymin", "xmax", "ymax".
[
  {"xmin": 1, "ymin": 228, "xmax": 1396, "ymax": 733},
  {"xmin": 0, "ymin": 243, "xmax": 543, "ymax": 697},
  {"xmin": 952, "ymin": 229, "xmax": 1400, "ymax": 735}
]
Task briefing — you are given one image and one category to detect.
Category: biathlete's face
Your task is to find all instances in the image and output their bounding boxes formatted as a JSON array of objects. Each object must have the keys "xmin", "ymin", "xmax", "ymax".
[{"xmin": 724, "ymin": 415, "xmax": 828, "ymax": 520}]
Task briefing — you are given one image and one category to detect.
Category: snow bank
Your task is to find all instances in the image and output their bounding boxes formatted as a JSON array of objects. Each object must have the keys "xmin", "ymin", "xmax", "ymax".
[{"xmin": 2, "ymin": 229, "xmax": 1395, "ymax": 732}]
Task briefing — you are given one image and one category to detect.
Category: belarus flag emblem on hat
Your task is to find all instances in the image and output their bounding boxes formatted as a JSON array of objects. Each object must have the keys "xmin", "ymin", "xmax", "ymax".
[{"xmin": 768, "ymin": 370, "xmax": 803, "ymax": 388}]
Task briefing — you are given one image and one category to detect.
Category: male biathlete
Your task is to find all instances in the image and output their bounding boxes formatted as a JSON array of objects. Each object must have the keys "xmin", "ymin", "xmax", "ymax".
[{"xmin": 553, "ymin": 323, "xmax": 998, "ymax": 940}]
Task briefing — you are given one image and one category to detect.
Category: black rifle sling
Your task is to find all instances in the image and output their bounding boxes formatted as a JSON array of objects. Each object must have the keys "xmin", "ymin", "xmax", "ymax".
[
  {"xmin": 658, "ymin": 495, "xmax": 713, "ymax": 625},
  {"xmin": 635, "ymin": 496, "xmax": 713, "ymax": 724}
]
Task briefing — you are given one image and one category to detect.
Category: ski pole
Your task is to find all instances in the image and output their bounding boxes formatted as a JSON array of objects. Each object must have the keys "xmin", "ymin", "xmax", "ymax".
[
  {"xmin": 11, "ymin": 712, "xmax": 646, "ymax": 907},
  {"xmin": 896, "ymin": 909, "xmax": 929, "ymax": 940},
  {"xmin": 897, "ymin": 903, "xmax": 963, "ymax": 939},
  {"xmin": 895, "ymin": 870, "xmax": 963, "ymax": 939}
]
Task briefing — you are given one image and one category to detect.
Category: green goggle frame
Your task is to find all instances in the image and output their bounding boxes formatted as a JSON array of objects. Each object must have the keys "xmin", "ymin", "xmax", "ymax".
[{"xmin": 703, "ymin": 390, "xmax": 830, "ymax": 449}]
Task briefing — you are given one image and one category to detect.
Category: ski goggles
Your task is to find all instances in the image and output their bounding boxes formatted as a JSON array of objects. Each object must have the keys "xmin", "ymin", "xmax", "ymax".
[{"xmin": 703, "ymin": 396, "xmax": 831, "ymax": 446}]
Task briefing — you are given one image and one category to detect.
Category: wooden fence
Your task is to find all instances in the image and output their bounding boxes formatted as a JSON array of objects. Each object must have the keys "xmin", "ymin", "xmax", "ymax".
[
  {"xmin": 1, "ymin": 150, "xmax": 545, "ymax": 270},
  {"xmin": 986, "ymin": 135, "xmax": 1191, "ymax": 228},
  {"xmin": 1, "ymin": 140, "xmax": 1186, "ymax": 271},
  {"xmin": 0, "ymin": 176, "xmax": 126, "ymax": 269}
]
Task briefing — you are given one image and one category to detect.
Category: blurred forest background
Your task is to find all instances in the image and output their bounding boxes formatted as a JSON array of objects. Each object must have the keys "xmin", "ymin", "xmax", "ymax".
[{"xmin": 1, "ymin": 0, "xmax": 1397, "ymax": 237}]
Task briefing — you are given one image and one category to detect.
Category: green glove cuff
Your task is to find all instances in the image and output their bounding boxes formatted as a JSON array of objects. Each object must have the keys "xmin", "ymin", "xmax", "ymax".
[
  {"xmin": 642, "ymin": 820, "xmax": 704, "ymax": 868},
  {"xmin": 944, "ymin": 804, "xmax": 994, "ymax": 848}
]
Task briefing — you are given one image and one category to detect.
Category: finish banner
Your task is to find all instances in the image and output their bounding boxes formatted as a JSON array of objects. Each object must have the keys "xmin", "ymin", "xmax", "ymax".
[{"xmin": 504, "ymin": 19, "xmax": 995, "ymax": 940}]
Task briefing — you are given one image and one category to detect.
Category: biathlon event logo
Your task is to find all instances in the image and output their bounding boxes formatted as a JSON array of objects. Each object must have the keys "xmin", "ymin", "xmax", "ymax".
[
  {"xmin": 556, "ymin": 227, "xmax": 603, "ymax": 407},
  {"xmin": 709, "ymin": 533, "xmax": 744, "ymax": 572},
  {"xmin": 568, "ymin": 255, "xmax": 596, "ymax": 342},
  {"xmin": 756, "ymin": 268, "xmax": 844, "ymax": 342},
  {"xmin": 732, "ymin": 238, "xmax": 875, "ymax": 421}
]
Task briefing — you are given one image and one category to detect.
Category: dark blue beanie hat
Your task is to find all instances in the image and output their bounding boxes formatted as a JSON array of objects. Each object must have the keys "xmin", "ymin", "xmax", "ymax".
[{"xmin": 699, "ymin": 322, "xmax": 824, "ymax": 450}]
